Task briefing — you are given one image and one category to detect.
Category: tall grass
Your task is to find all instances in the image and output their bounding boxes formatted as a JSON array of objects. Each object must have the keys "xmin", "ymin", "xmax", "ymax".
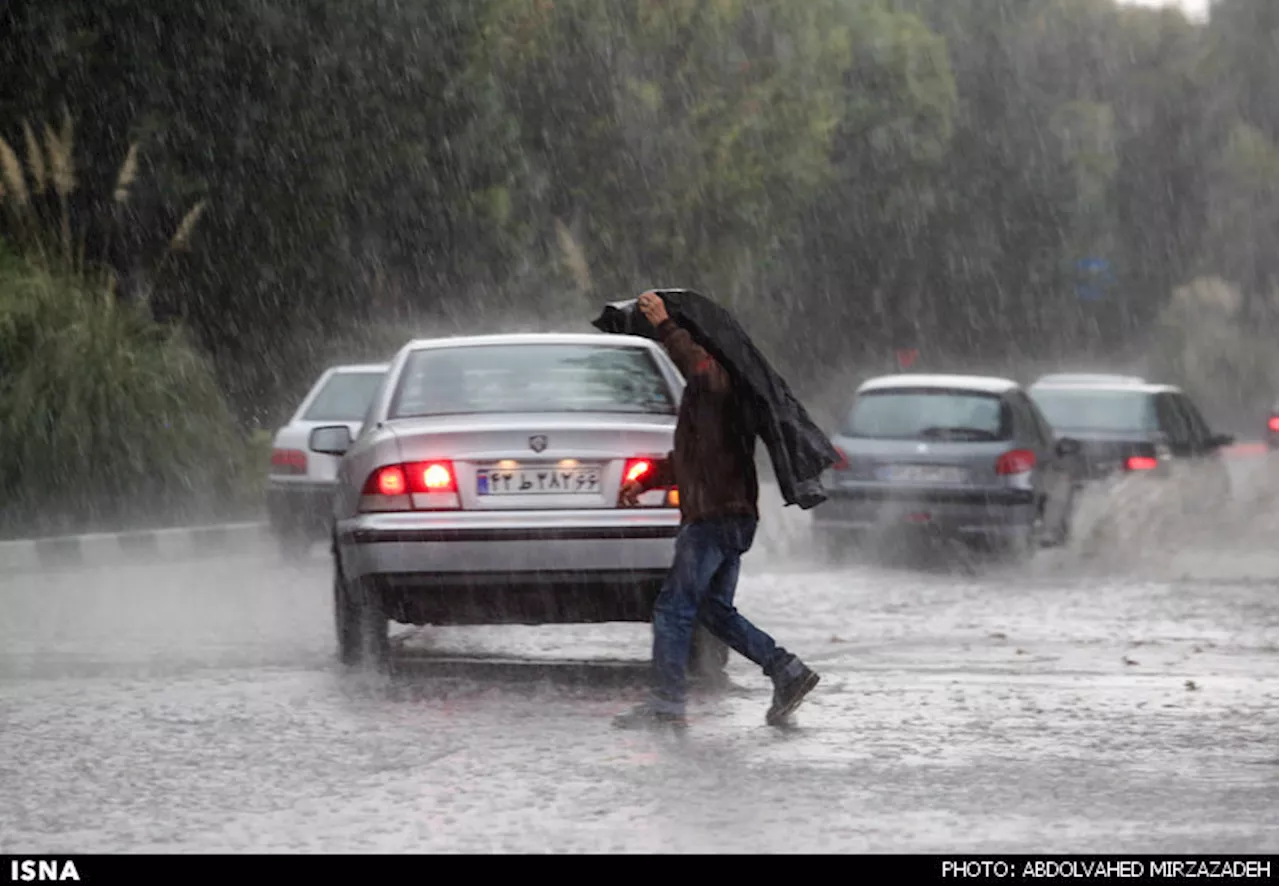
[{"xmin": 0, "ymin": 114, "xmax": 253, "ymax": 537}]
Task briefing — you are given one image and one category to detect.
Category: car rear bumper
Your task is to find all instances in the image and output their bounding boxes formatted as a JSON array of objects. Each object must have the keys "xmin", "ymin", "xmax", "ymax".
[
  {"xmin": 335, "ymin": 509, "xmax": 681, "ymax": 625},
  {"xmin": 1078, "ymin": 460, "xmax": 1148, "ymax": 481},
  {"xmin": 813, "ymin": 487, "xmax": 1036, "ymax": 537},
  {"xmin": 368, "ymin": 569, "xmax": 670, "ymax": 625}
]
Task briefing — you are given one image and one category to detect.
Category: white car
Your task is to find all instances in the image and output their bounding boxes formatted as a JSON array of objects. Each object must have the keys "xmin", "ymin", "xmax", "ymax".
[
  {"xmin": 267, "ymin": 363, "xmax": 388, "ymax": 555},
  {"xmin": 308, "ymin": 332, "xmax": 729, "ymax": 672}
]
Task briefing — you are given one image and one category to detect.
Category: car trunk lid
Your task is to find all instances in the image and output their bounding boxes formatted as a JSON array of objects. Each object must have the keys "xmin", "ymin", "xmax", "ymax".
[
  {"xmin": 271, "ymin": 419, "xmax": 365, "ymax": 482},
  {"xmin": 385, "ymin": 413, "xmax": 676, "ymax": 510},
  {"xmin": 830, "ymin": 435, "xmax": 1019, "ymax": 489},
  {"xmin": 1057, "ymin": 429, "xmax": 1163, "ymax": 478}
]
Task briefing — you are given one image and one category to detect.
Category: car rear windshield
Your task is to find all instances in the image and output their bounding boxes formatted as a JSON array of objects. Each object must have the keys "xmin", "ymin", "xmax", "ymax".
[
  {"xmin": 389, "ymin": 343, "xmax": 677, "ymax": 418},
  {"xmin": 1029, "ymin": 388, "xmax": 1157, "ymax": 432},
  {"xmin": 302, "ymin": 371, "xmax": 385, "ymax": 421},
  {"xmin": 844, "ymin": 388, "xmax": 1011, "ymax": 440}
]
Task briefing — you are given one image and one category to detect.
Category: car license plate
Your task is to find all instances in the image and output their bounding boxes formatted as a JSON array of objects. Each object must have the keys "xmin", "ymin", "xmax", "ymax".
[
  {"xmin": 477, "ymin": 465, "xmax": 601, "ymax": 495},
  {"xmin": 879, "ymin": 464, "xmax": 967, "ymax": 484}
]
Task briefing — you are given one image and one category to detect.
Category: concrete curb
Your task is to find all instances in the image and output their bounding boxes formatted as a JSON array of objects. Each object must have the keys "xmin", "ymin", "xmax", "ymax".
[{"xmin": 0, "ymin": 521, "xmax": 274, "ymax": 576}]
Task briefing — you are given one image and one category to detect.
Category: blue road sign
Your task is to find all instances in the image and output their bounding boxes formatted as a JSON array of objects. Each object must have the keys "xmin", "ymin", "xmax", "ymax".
[{"xmin": 1075, "ymin": 256, "xmax": 1115, "ymax": 301}]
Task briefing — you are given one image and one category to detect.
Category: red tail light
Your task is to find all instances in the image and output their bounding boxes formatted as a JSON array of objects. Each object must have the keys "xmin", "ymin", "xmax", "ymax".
[
  {"xmin": 1125, "ymin": 455, "xmax": 1159, "ymax": 471},
  {"xmin": 624, "ymin": 458, "xmax": 653, "ymax": 484},
  {"xmin": 270, "ymin": 448, "xmax": 307, "ymax": 475},
  {"xmin": 360, "ymin": 461, "xmax": 459, "ymax": 511},
  {"xmin": 370, "ymin": 464, "xmax": 407, "ymax": 496},
  {"xmin": 1269, "ymin": 415, "xmax": 1278, "ymax": 432},
  {"xmin": 622, "ymin": 457, "xmax": 677, "ymax": 508},
  {"xmin": 995, "ymin": 449, "xmax": 1036, "ymax": 475},
  {"xmin": 833, "ymin": 447, "xmax": 849, "ymax": 471},
  {"xmin": 406, "ymin": 461, "xmax": 457, "ymax": 493}
]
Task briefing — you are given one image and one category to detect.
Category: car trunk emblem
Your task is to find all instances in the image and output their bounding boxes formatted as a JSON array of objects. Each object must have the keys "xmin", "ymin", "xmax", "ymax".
[{"xmin": 529, "ymin": 435, "xmax": 548, "ymax": 453}]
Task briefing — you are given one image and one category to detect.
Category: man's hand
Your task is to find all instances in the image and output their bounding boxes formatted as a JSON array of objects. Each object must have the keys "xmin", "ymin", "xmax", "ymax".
[
  {"xmin": 617, "ymin": 480, "xmax": 643, "ymax": 507},
  {"xmin": 637, "ymin": 291, "xmax": 669, "ymax": 327}
]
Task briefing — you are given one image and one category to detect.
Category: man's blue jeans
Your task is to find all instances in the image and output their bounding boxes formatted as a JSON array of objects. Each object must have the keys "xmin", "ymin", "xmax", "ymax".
[{"xmin": 649, "ymin": 516, "xmax": 791, "ymax": 715}]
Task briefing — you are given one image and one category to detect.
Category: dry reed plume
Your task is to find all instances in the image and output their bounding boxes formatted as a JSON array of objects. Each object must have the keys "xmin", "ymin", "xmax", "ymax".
[
  {"xmin": 21, "ymin": 120, "xmax": 45, "ymax": 195},
  {"xmin": 0, "ymin": 137, "xmax": 29, "ymax": 207},
  {"xmin": 42, "ymin": 112, "xmax": 76, "ymax": 198},
  {"xmin": 114, "ymin": 144, "xmax": 139, "ymax": 204},
  {"xmin": 3, "ymin": 110, "xmax": 206, "ymax": 289},
  {"xmin": 169, "ymin": 200, "xmax": 206, "ymax": 252}
]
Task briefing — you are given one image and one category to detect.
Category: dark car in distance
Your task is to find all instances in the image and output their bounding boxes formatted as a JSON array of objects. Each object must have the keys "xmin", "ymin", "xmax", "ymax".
[{"xmin": 1027, "ymin": 376, "xmax": 1234, "ymax": 507}]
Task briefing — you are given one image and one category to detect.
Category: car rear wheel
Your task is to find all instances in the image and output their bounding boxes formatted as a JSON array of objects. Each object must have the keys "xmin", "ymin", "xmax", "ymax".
[{"xmin": 334, "ymin": 569, "xmax": 390, "ymax": 671}]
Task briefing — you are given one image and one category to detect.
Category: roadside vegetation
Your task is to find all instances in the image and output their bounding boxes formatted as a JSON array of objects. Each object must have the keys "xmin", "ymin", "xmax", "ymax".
[{"xmin": 0, "ymin": 113, "xmax": 262, "ymax": 537}]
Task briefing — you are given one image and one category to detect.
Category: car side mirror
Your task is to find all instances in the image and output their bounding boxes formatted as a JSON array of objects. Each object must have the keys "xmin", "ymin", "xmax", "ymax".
[
  {"xmin": 1055, "ymin": 437, "xmax": 1082, "ymax": 457},
  {"xmin": 309, "ymin": 425, "xmax": 353, "ymax": 456},
  {"xmin": 1209, "ymin": 433, "xmax": 1234, "ymax": 448}
]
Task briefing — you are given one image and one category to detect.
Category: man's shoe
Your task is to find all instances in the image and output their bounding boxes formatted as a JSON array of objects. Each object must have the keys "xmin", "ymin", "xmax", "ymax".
[
  {"xmin": 766, "ymin": 657, "xmax": 820, "ymax": 726},
  {"xmin": 612, "ymin": 702, "xmax": 688, "ymax": 731}
]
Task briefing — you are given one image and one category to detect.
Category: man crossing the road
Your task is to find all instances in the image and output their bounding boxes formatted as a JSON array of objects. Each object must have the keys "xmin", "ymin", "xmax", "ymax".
[{"xmin": 612, "ymin": 291, "xmax": 820, "ymax": 730}]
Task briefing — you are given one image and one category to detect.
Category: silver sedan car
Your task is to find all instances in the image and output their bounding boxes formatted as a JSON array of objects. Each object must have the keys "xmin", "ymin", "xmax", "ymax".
[
  {"xmin": 308, "ymin": 332, "xmax": 693, "ymax": 667},
  {"xmin": 812, "ymin": 374, "xmax": 1083, "ymax": 555}
]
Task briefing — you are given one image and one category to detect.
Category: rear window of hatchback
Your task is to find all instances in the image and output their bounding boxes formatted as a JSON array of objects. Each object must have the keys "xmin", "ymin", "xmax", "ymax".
[
  {"xmin": 1029, "ymin": 388, "xmax": 1157, "ymax": 432},
  {"xmin": 844, "ymin": 388, "xmax": 1012, "ymax": 441}
]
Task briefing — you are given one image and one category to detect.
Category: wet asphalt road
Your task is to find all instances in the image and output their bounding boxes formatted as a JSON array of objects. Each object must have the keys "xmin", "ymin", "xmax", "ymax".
[{"xmin": 1, "ymin": 460, "xmax": 1276, "ymax": 853}]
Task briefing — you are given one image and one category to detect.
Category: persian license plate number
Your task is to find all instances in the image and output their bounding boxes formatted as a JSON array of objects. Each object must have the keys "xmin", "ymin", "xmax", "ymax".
[
  {"xmin": 879, "ymin": 464, "xmax": 967, "ymax": 484},
  {"xmin": 477, "ymin": 467, "xmax": 601, "ymax": 495}
]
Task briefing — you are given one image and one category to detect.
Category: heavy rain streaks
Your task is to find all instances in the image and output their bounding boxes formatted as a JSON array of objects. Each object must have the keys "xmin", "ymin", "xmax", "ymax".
[{"xmin": 0, "ymin": 0, "xmax": 1276, "ymax": 857}]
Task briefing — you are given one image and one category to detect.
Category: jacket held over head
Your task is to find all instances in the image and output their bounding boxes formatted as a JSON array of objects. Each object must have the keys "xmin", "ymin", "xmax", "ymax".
[{"xmin": 591, "ymin": 289, "xmax": 840, "ymax": 511}]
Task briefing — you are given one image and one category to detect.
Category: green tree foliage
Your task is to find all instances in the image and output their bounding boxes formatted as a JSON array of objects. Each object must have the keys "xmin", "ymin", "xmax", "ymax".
[
  {"xmin": 0, "ymin": 0, "xmax": 521, "ymax": 419},
  {"xmin": 1144, "ymin": 275, "xmax": 1278, "ymax": 421},
  {"xmin": 0, "ymin": 250, "xmax": 250, "ymax": 534},
  {"xmin": 481, "ymin": 0, "xmax": 856, "ymax": 300},
  {"xmin": 771, "ymin": 1, "xmax": 957, "ymax": 369},
  {"xmin": 1198, "ymin": 122, "xmax": 1278, "ymax": 300}
]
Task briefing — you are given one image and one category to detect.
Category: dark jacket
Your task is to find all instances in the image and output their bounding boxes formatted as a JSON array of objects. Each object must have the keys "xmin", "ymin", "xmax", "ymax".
[
  {"xmin": 636, "ymin": 318, "xmax": 758, "ymax": 524},
  {"xmin": 592, "ymin": 289, "xmax": 840, "ymax": 510}
]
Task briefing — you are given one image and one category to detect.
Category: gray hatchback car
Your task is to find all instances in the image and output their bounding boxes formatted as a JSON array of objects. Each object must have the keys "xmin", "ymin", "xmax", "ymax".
[{"xmin": 813, "ymin": 374, "xmax": 1083, "ymax": 554}]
